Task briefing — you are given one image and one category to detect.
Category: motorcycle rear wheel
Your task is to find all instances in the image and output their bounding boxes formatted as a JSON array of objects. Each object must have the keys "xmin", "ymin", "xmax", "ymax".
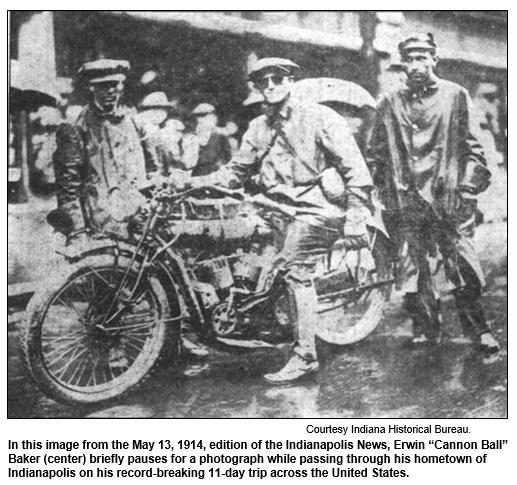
[
  {"xmin": 20, "ymin": 255, "xmax": 177, "ymax": 405},
  {"xmin": 314, "ymin": 236, "xmax": 392, "ymax": 345}
]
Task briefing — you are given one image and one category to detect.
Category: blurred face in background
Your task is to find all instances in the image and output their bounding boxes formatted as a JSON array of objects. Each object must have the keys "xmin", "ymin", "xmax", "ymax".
[
  {"xmin": 195, "ymin": 113, "xmax": 218, "ymax": 132},
  {"xmin": 473, "ymin": 82, "xmax": 502, "ymax": 133},
  {"xmin": 162, "ymin": 119, "xmax": 185, "ymax": 144},
  {"xmin": 137, "ymin": 109, "xmax": 168, "ymax": 131},
  {"xmin": 90, "ymin": 80, "xmax": 124, "ymax": 112}
]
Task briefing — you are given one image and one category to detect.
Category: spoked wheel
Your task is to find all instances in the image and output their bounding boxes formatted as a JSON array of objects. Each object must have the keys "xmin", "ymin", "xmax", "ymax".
[
  {"xmin": 20, "ymin": 255, "xmax": 177, "ymax": 404},
  {"xmin": 314, "ymin": 234, "xmax": 393, "ymax": 345}
]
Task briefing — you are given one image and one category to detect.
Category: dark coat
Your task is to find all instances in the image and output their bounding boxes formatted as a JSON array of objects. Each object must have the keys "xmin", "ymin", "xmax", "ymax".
[
  {"xmin": 367, "ymin": 78, "xmax": 490, "ymax": 220},
  {"xmin": 191, "ymin": 132, "xmax": 232, "ymax": 177},
  {"xmin": 367, "ymin": 78, "xmax": 491, "ymax": 290},
  {"xmin": 52, "ymin": 104, "xmax": 157, "ymax": 235}
]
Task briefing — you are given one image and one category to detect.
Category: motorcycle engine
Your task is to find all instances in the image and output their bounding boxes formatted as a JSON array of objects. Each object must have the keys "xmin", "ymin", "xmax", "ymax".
[
  {"xmin": 168, "ymin": 196, "xmax": 269, "ymax": 242},
  {"xmin": 193, "ymin": 246, "xmax": 277, "ymax": 298},
  {"xmin": 168, "ymin": 196, "xmax": 276, "ymax": 314},
  {"xmin": 192, "ymin": 247, "xmax": 279, "ymax": 339}
]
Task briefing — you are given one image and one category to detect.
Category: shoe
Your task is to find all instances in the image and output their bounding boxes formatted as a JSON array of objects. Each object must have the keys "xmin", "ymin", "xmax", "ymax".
[
  {"xmin": 411, "ymin": 330, "xmax": 442, "ymax": 346},
  {"xmin": 183, "ymin": 363, "xmax": 210, "ymax": 377},
  {"xmin": 477, "ymin": 332, "xmax": 500, "ymax": 355},
  {"xmin": 181, "ymin": 338, "xmax": 209, "ymax": 360},
  {"xmin": 263, "ymin": 354, "xmax": 319, "ymax": 384},
  {"xmin": 411, "ymin": 334, "xmax": 429, "ymax": 345}
]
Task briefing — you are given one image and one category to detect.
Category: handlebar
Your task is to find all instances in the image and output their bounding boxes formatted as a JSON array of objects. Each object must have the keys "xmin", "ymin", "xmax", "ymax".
[
  {"xmin": 139, "ymin": 181, "xmax": 243, "ymax": 201},
  {"xmin": 246, "ymin": 193, "xmax": 296, "ymax": 218},
  {"xmin": 177, "ymin": 185, "xmax": 246, "ymax": 201},
  {"xmin": 141, "ymin": 181, "xmax": 298, "ymax": 219}
]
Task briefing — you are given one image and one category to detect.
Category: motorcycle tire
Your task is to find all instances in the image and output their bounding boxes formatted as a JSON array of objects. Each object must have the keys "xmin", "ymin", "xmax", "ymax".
[
  {"xmin": 20, "ymin": 254, "xmax": 179, "ymax": 405},
  {"xmin": 314, "ymin": 236, "xmax": 392, "ymax": 345}
]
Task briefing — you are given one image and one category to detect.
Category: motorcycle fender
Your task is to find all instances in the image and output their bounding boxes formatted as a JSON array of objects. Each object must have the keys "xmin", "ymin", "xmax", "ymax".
[
  {"xmin": 60, "ymin": 240, "xmax": 188, "ymax": 325},
  {"xmin": 57, "ymin": 238, "xmax": 135, "ymax": 262},
  {"xmin": 152, "ymin": 260, "xmax": 186, "ymax": 322},
  {"xmin": 163, "ymin": 248, "xmax": 207, "ymax": 329}
]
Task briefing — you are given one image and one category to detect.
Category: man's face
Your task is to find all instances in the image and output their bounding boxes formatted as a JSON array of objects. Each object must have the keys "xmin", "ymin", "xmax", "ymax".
[
  {"xmin": 138, "ymin": 109, "xmax": 168, "ymax": 130},
  {"xmin": 196, "ymin": 113, "xmax": 218, "ymax": 130},
  {"xmin": 254, "ymin": 70, "xmax": 294, "ymax": 105},
  {"xmin": 90, "ymin": 80, "xmax": 124, "ymax": 111},
  {"xmin": 402, "ymin": 50, "xmax": 437, "ymax": 85}
]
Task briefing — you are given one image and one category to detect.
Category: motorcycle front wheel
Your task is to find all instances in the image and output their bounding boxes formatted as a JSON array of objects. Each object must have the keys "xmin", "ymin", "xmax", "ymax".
[{"xmin": 20, "ymin": 254, "xmax": 177, "ymax": 405}]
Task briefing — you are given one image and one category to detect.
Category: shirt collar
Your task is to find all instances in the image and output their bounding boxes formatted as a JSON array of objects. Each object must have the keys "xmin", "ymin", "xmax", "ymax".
[
  {"xmin": 403, "ymin": 77, "xmax": 440, "ymax": 99},
  {"xmin": 91, "ymin": 101, "xmax": 125, "ymax": 121},
  {"xmin": 265, "ymin": 96, "xmax": 294, "ymax": 124}
]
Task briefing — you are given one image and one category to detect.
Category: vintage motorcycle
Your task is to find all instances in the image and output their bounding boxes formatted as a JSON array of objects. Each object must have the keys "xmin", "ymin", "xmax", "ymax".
[{"xmin": 20, "ymin": 184, "xmax": 394, "ymax": 405}]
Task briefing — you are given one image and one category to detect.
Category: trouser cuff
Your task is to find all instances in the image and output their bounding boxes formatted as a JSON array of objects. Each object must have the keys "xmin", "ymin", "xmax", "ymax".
[{"xmin": 293, "ymin": 344, "xmax": 317, "ymax": 362}]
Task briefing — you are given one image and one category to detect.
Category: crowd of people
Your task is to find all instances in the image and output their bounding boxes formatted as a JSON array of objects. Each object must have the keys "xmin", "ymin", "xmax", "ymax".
[
  {"xmin": 135, "ymin": 92, "xmax": 236, "ymax": 179},
  {"xmin": 47, "ymin": 32, "xmax": 502, "ymax": 384}
]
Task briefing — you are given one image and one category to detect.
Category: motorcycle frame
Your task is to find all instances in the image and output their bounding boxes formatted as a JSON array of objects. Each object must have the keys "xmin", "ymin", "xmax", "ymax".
[{"xmin": 58, "ymin": 186, "xmax": 394, "ymax": 341}]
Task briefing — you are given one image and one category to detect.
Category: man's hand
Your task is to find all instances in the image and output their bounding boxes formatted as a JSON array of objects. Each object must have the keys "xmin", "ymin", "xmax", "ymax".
[
  {"xmin": 343, "ymin": 207, "xmax": 371, "ymax": 250},
  {"xmin": 127, "ymin": 205, "xmax": 149, "ymax": 238},
  {"xmin": 167, "ymin": 168, "xmax": 192, "ymax": 192},
  {"xmin": 169, "ymin": 170, "xmax": 228, "ymax": 193},
  {"xmin": 320, "ymin": 167, "xmax": 346, "ymax": 204},
  {"xmin": 64, "ymin": 231, "xmax": 93, "ymax": 258},
  {"xmin": 457, "ymin": 191, "xmax": 478, "ymax": 223},
  {"xmin": 147, "ymin": 173, "xmax": 169, "ymax": 190}
]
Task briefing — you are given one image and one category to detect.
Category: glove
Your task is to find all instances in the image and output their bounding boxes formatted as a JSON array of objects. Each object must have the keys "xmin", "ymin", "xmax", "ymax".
[
  {"xmin": 342, "ymin": 187, "xmax": 372, "ymax": 250},
  {"xmin": 343, "ymin": 207, "xmax": 370, "ymax": 250},
  {"xmin": 127, "ymin": 205, "xmax": 149, "ymax": 238},
  {"xmin": 167, "ymin": 168, "xmax": 192, "ymax": 192},
  {"xmin": 459, "ymin": 161, "xmax": 491, "ymax": 196},
  {"xmin": 107, "ymin": 187, "xmax": 146, "ymax": 223},
  {"xmin": 320, "ymin": 167, "xmax": 346, "ymax": 204},
  {"xmin": 65, "ymin": 230, "xmax": 92, "ymax": 258},
  {"xmin": 147, "ymin": 172, "xmax": 169, "ymax": 190},
  {"xmin": 456, "ymin": 192, "xmax": 478, "ymax": 223}
]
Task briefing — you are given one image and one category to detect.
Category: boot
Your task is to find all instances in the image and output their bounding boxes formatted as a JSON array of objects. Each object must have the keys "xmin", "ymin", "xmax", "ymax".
[
  {"xmin": 263, "ymin": 353, "xmax": 319, "ymax": 384},
  {"xmin": 405, "ymin": 293, "xmax": 441, "ymax": 344},
  {"xmin": 477, "ymin": 332, "xmax": 500, "ymax": 354},
  {"xmin": 454, "ymin": 286, "xmax": 499, "ymax": 353},
  {"xmin": 454, "ymin": 287, "xmax": 500, "ymax": 354}
]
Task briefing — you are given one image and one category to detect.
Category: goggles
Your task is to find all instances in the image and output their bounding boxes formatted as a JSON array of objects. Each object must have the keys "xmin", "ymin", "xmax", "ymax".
[
  {"xmin": 254, "ymin": 74, "xmax": 286, "ymax": 90},
  {"xmin": 94, "ymin": 80, "xmax": 123, "ymax": 87}
]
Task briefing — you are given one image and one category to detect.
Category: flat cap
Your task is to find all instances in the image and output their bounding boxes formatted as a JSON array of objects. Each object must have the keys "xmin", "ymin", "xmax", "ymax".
[
  {"xmin": 192, "ymin": 103, "xmax": 216, "ymax": 116},
  {"xmin": 78, "ymin": 59, "xmax": 130, "ymax": 83},
  {"xmin": 398, "ymin": 33, "xmax": 437, "ymax": 53},
  {"xmin": 248, "ymin": 57, "xmax": 300, "ymax": 81},
  {"xmin": 140, "ymin": 70, "xmax": 159, "ymax": 86},
  {"xmin": 138, "ymin": 91, "xmax": 175, "ymax": 109}
]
